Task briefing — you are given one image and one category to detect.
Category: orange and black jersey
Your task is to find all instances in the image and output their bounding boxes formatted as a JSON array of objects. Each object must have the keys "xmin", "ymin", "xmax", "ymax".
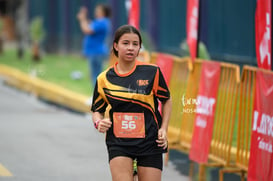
[{"xmin": 91, "ymin": 61, "xmax": 171, "ymax": 155}]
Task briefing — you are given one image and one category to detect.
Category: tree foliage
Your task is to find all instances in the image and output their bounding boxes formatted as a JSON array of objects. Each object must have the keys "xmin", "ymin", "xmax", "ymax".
[{"xmin": 30, "ymin": 16, "xmax": 45, "ymax": 44}]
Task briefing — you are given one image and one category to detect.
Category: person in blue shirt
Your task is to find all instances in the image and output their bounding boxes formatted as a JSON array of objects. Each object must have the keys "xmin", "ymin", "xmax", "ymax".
[{"xmin": 77, "ymin": 4, "xmax": 111, "ymax": 86}]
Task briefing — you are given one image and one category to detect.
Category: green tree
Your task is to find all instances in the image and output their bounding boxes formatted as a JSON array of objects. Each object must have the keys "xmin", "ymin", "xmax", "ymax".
[
  {"xmin": 30, "ymin": 16, "xmax": 45, "ymax": 61},
  {"xmin": 180, "ymin": 40, "xmax": 211, "ymax": 60}
]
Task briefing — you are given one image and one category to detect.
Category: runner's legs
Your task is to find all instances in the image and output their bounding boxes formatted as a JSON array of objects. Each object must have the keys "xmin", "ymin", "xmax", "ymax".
[{"xmin": 110, "ymin": 156, "xmax": 134, "ymax": 181}]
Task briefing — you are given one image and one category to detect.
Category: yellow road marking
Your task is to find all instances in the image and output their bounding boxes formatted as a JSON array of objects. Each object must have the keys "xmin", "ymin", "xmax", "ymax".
[{"xmin": 0, "ymin": 163, "xmax": 12, "ymax": 176}]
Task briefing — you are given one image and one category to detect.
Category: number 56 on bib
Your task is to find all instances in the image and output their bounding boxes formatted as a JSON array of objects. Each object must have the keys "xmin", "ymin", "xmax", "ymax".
[{"xmin": 113, "ymin": 112, "xmax": 145, "ymax": 138}]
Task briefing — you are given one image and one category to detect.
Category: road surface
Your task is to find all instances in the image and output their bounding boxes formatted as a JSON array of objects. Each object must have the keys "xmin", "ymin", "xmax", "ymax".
[{"xmin": 0, "ymin": 78, "xmax": 188, "ymax": 181}]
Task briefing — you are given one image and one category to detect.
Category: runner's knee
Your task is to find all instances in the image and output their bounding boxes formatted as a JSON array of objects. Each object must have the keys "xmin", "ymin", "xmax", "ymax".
[
  {"xmin": 137, "ymin": 166, "xmax": 162, "ymax": 181},
  {"xmin": 110, "ymin": 156, "xmax": 134, "ymax": 181}
]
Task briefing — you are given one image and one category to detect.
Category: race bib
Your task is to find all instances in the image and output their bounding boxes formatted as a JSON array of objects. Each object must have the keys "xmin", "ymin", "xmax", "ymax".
[{"xmin": 113, "ymin": 112, "xmax": 145, "ymax": 138}]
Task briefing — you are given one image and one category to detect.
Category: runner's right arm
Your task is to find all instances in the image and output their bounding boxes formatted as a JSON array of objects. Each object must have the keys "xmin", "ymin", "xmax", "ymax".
[{"xmin": 92, "ymin": 111, "xmax": 112, "ymax": 133}]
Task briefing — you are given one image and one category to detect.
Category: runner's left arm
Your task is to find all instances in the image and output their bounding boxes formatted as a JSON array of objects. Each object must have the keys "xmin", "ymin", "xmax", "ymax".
[
  {"xmin": 160, "ymin": 98, "xmax": 172, "ymax": 132},
  {"xmin": 154, "ymin": 67, "xmax": 172, "ymax": 149},
  {"xmin": 156, "ymin": 98, "xmax": 172, "ymax": 149}
]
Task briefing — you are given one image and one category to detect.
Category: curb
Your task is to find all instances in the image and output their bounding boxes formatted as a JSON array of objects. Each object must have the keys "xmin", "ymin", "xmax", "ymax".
[{"xmin": 0, "ymin": 64, "xmax": 90, "ymax": 113}]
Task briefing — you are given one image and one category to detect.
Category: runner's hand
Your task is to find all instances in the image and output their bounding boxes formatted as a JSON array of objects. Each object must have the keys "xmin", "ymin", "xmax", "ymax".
[
  {"xmin": 97, "ymin": 118, "xmax": 112, "ymax": 133},
  {"xmin": 156, "ymin": 128, "xmax": 168, "ymax": 149}
]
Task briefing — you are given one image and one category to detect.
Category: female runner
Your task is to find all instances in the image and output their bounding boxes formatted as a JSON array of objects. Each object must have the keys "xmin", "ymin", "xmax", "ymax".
[{"xmin": 91, "ymin": 25, "xmax": 172, "ymax": 181}]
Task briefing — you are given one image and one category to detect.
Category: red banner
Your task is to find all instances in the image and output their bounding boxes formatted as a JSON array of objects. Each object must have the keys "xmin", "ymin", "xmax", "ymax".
[
  {"xmin": 156, "ymin": 53, "xmax": 174, "ymax": 114},
  {"xmin": 189, "ymin": 61, "xmax": 221, "ymax": 163},
  {"xmin": 156, "ymin": 53, "xmax": 174, "ymax": 86},
  {"xmin": 255, "ymin": 0, "xmax": 272, "ymax": 70},
  {"xmin": 128, "ymin": 0, "xmax": 140, "ymax": 30},
  {"xmin": 248, "ymin": 71, "xmax": 273, "ymax": 181},
  {"xmin": 186, "ymin": 0, "xmax": 199, "ymax": 61}
]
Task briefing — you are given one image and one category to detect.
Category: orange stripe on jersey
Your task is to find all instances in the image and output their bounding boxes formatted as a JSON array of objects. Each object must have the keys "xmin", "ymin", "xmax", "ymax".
[
  {"xmin": 95, "ymin": 101, "xmax": 107, "ymax": 112},
  {"xmin": 114, "ymin": 61, "xmax": 137, "ymax": 77},
  {"xmin": 157, "ymin": 85, "xmax": 168, "ymax": 93},
  {"xmin": 97, "ymin": 69, "xmax": 128, "ymax": 105},
  {"xmin": 156, "ymin": 94, "xmax": 169, "ymax": 99},
  {"xmin": 153, "ymin": 68, "xmax": 159, "ymax": 95},
  {"xmin": 93, "ymin": 96, "xmax": 101, "ymax": 105},
  {"xmin": 105, "ymin": 89, "xmax": 155, "ymax": 111},
  {"xmin": 113, "ymin": 61, "xmax": 156, "ymax": 77}
]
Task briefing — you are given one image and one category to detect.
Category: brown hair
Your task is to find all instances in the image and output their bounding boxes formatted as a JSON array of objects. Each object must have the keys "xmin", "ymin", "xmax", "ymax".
[
  {"xmin": 97, "ymin": 4, "xmax": 111, "ymax": 18},
  {"xmin": 112, "ymin": 25, "xmax": 142, "ymax": 57}
]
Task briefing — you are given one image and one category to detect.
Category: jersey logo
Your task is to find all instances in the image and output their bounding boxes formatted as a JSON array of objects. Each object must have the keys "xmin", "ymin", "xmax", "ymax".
[{"xmin": 137, "ymin": 79, "xmax": 149, "ymax": 86}]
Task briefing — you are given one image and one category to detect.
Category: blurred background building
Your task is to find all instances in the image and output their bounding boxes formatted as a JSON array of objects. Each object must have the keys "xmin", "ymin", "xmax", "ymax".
[{"xmin": 0, "ymin": 0, "xmax": 257, "ymax": 65}]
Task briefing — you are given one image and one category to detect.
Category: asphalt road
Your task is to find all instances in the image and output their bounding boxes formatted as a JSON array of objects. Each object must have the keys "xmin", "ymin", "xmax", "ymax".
[{"xmin": 0, "ymin": 78, "xmax": 188, "ymax": 181}]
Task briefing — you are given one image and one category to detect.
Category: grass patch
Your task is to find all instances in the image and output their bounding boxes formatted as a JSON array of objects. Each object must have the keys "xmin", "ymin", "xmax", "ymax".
[{"xmin": 0, "ymin": 48, "xmax": 95, "ymax": 96}]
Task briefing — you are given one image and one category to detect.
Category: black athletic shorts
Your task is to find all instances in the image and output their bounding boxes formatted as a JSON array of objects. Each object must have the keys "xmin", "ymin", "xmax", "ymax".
[{"xmin": 108, "ymin": 149, "xmax": 163, "ymax": 171}]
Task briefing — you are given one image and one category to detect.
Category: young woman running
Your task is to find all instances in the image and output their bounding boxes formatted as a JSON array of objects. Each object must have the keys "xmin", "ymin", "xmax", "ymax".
[{"xmin": 91, "ymin": 25, "xmax": 172, "ymax": 181}]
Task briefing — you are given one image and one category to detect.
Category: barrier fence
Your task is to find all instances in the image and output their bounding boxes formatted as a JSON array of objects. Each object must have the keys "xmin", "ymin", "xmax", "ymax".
[
  {"xmin": 209, "ymin": 62, "xmax": 240, "ymax": 164},
  {"xmin": 206, "ymin": 62, "xmax": 240, "ymax": 181},
  {"xmin": 146, "ymin": 52, "xmax": 273, "ymax": 180},
  {"xmin": 236, "ymin": 66, "xmax": 256, "ymax": 172},
  {"xmin": 150, "ymin": 53, "xmax": 190, "ymax": 145},
  {"xmin": 168, "ymin": 57, "xmax": 190, "ymax": 144},
  {"xmin": 178, "ymin": 60, "xmax": 202, "ymax": 152}
]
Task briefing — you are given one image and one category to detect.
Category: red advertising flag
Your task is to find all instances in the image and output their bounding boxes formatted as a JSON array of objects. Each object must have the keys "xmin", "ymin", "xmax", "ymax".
[
  {"xmin": 156, "ymin": 53, "xmax": 174, "ymax": 86},
  {"xmin": 155, "ymin": 53, "xmax": 174, "ymax": 114},
  {"xmin": 128, "ymin": 0, "xmax": 140, "ymax": 30},
  {"xmin": 248, "ymin": 71, "xmax": 273, "ymax": 181},
  {"xmin": 255, "ymin": 0, "xmax": 272, "ymax": 70},
  {"xmin": 186, "ymin": 0, "xmax": 199, "ymax": 61},
  {"xmin": 189, "ymin": 61, "xmax": 221, "ymax": 163}
]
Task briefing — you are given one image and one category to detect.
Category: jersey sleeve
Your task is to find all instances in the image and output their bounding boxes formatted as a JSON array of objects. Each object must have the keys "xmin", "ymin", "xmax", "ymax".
[
  {"xmin": 91, "ymin": 81, "xmax": 108, "ymax": 113},
  {"xmin": 154, "ymin": 67, "xmax": 171, "ymax": 102}
]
